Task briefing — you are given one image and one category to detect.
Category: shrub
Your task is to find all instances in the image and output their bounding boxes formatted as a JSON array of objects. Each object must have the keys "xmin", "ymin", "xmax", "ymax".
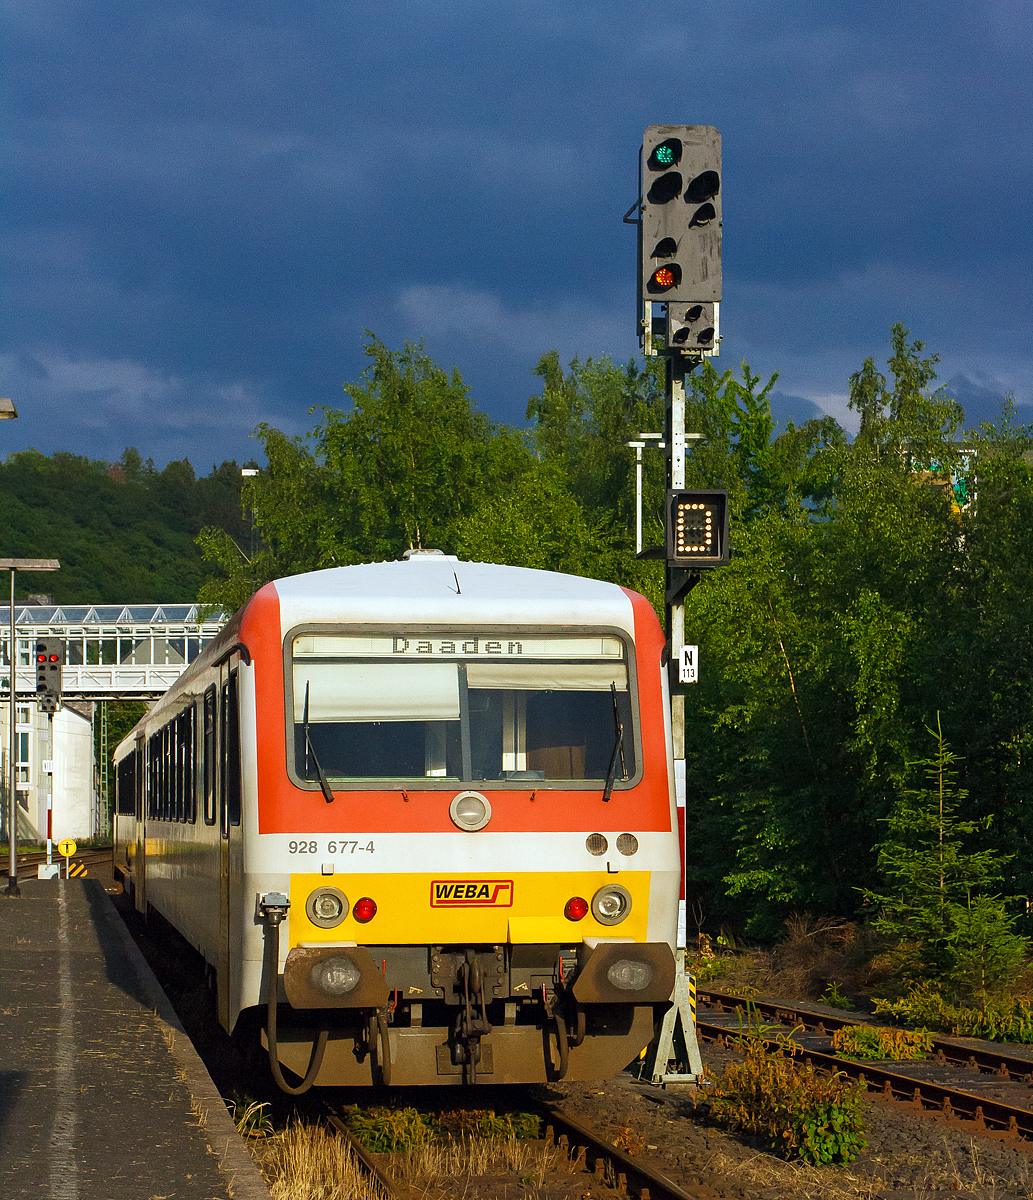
[
  {"xmin": 873, "ymin": 987, "xmax": 1033, "ymax": 1044},
  {"xmin": 709, "ymin": 1026, "xmax": 867, "ymax": 1165},
  {"xmin": 227, "ymin": 1093, "xmax": 274, "ymax": 1138},
  {"xmin": 437, "ymin": 1111, "xmax": 541, "ymax": 1140},
  {"xmin": 819, "ymin": 982, "xmax": 853, "ymax": 1009},
  {"xmin": 686, "ymin": 951, "xmax": 732, "ymax": 986},
  {"xmin": 343, "ymin": 1106, "xmax": 437, "ymax": 1152},
  {"xmin": 831, "ymin": 1024, "xmax": 931, "ymax": 1060}
]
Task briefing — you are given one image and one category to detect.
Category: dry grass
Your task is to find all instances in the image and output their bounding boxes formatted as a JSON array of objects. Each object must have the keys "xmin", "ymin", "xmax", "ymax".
[
  {"xmin": 391, "ymin": 1136, "xmax": 556, "ymax": 1190},
  {"xmin": 257, "ymin": 1123, "xmax": 384, "ymax": 1200},
  {"xmin": 701, "ymin": 1135, "xmax": 1033, "ymax": 1199},
  {"xmin": 705, "ymin": 914, "xmax": 891, "ymax": 1002}
]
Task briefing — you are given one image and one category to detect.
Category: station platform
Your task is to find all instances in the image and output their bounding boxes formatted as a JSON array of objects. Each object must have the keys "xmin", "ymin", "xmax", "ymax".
[{"xmin": 0, "ymin": 878, "xmax": 271, "ymax": 1199}]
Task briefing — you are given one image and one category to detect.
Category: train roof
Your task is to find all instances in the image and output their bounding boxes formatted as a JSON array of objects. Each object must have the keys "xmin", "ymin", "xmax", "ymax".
[
  {"xmin": 113, "ymin": 558, "xmax": 646, "ymax": 759},
  {"xmin": 273, "ymin": 556, "xmax": 638, "ymax": 636}
]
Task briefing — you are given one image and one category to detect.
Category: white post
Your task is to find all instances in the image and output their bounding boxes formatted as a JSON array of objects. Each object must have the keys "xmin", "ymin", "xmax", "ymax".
[
  {"xmin": 635, "ymin": 445, "xmax": 644, "ymax": 555},
  {"xmin": 669, "ymin": 372, "xmax": 687, "ymax": 947}
]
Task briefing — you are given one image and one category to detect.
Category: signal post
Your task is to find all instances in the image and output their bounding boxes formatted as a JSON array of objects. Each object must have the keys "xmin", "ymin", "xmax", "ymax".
[
  {"xmin": 629, "ymin": 126, "xmax": 728, "ymax": 1085},
  {"xmin": 1, "ymin": 558, "xmax": 60, "ymax": 897}
]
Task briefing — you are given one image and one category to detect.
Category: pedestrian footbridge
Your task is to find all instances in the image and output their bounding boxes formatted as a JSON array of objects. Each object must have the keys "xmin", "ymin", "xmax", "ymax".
[{"xmin": 1, "ymin": 603, "xmax": 228, "ymax": 700}]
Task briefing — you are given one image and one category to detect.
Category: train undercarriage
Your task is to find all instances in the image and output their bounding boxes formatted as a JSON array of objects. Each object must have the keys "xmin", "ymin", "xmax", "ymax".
[{"xmin": 258, "ymin": 921, "xmax": 675, "ymax": 1088}]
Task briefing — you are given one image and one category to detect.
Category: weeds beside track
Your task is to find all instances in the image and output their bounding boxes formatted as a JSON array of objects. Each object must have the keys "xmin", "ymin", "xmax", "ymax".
[{"xmin": 699, "ymin": 987, "xmax": 1033, "ymax": 1145}]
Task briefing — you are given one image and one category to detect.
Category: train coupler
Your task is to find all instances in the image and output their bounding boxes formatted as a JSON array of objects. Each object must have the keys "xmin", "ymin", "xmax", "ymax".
[{"xmin": 451, "ymin": 952, "xmax": 492, "ymax": 1084}]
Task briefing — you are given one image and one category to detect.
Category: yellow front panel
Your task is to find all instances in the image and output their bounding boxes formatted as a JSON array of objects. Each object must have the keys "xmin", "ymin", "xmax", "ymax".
[{"xmin": 289, "ymin": 871, "xmax": 651, "ymax": 945}]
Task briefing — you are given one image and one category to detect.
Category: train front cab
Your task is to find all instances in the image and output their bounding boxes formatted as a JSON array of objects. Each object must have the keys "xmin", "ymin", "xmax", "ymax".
[{"xmin": 254, "ymin": 591, "xmax": 681, "ymax": 1087}]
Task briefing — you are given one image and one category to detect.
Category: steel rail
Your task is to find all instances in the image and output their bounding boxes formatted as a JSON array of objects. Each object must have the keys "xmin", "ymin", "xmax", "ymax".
[
  {"xmin": 698, "ymin": 1019, "xmax": 1033, "ymax": 1141},
  {"xmin": 5, "ymin": 848, "xmax": 113, "ymax": 875},
  {"xmin": 327, "ymin": 1098, "xmax": 702, "ymax": 1200},
  {"xmin": 699, "ymin": 988, "xmax": 1033, "ymax": 1083},
  {"xmin": 323, "ymin": 1108, "xmax": 400, "ymax": 1198},
  {"xmin": 539, "ymin": 1101, "xmax": 700, "ymax": 1200}
]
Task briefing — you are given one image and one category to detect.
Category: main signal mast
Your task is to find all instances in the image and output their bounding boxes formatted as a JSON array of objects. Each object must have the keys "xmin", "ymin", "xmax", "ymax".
[{"xmin": 628, "ymin": 125, "xmax": 729, "ymax": 1087}]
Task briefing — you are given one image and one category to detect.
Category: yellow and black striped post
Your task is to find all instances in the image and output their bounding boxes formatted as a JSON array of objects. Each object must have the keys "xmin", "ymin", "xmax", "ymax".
[{"xmin": 636, "ymin": 947, "xmax": 704, "ymax": 1087}]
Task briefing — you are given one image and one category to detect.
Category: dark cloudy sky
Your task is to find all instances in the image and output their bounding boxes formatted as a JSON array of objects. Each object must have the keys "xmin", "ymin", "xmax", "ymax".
[{"xmin": 2, "ymin": 0, "xmax": 1030, "ymax": 468}]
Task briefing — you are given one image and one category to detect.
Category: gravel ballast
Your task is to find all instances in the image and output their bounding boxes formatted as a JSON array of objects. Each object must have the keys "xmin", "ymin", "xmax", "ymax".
[{"xmin": 550, "ymin": 1038, "xmax": 1033, "ymax": 1200}]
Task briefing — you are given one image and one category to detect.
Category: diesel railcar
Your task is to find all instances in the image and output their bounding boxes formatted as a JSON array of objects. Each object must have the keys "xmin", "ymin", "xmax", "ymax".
[{"xmin": 113, "ymin": 553, "xmax": 681, "ymax": 1088}]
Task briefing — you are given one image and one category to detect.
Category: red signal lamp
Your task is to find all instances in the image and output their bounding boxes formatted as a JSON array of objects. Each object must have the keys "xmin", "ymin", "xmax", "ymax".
[
  {"xmin": 564, "ymin": 896, "xmax": 588, "ymax": 921},
  {"xmin": 352, "ymin": 897, "xmax": 377, "ymax": 923},
  {"xmin": 647, "ymin": 263, "xmax": 682, "ymax": 293}
]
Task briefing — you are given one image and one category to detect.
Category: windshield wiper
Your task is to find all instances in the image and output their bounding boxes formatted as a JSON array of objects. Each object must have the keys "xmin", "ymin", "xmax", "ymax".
[
  {"xmin": 303, "ymin": 681, "xmax": 335, "ymax": 804},
  {"xmin": 602, "ymin": 681, "xmax": 627, "ymax": 802}
]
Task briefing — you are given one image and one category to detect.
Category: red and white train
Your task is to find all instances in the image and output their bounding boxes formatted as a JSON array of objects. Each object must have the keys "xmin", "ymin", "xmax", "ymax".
[{"xmin": 114, "ymin": 552, "xmax": 681, "ymax": 1089}]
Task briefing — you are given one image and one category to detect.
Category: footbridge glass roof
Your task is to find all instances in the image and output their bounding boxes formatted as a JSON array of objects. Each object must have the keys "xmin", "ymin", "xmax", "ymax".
[{"xmin": 0, "ymin": 603, "xmax": 230, "ymax": 700}]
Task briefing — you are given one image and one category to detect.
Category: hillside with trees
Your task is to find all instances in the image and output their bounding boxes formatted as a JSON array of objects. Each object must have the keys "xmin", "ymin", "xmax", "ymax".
[{"xmin": 0, "ymin": 448, "xmax": 252, "ymax": 603}]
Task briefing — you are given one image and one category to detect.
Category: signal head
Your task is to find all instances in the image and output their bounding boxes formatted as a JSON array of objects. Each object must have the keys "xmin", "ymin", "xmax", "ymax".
[{"xmin": 666, "ymin": 489, "xmax": 730, "ymax": 567}]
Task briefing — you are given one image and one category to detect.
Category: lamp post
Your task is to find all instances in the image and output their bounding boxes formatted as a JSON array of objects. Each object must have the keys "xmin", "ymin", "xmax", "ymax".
[
  {"xmin": 1, "ymin": 557, "xmax": 59, "ymax": 897},
  {"xmin": 241, "ymin": 467, "xmax": 258, "ymax": 561}
]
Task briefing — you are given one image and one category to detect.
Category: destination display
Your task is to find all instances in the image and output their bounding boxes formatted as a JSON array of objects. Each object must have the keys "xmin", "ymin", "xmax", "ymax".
[{"xmin": 293, "ymin": 634, "xmax": 624, "ymax": 659}]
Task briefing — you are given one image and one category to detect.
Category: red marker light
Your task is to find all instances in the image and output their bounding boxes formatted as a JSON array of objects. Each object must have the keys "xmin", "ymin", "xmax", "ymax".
[
  {"xmin": 49, "ymin": 655, "xmax": 59, "ymax": 663},
  {"xmin": 564, "ymin": 896, "xmax": 588, "ymax": 921},
  {"xmin": 36, "ymin": 654, "xmax": 46, "ymax": 663},
  {"xmin": 353, "ymin": 897, "xmax": 377, "ymax": 923}
]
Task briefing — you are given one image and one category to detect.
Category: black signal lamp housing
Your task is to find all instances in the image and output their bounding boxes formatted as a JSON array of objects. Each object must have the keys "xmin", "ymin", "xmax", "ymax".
[{"xmin": 666, "ymin": 490, "xmax": 729, "ymax": 567}]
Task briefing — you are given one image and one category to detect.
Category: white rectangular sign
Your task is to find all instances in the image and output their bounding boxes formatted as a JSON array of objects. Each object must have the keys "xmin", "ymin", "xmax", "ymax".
[{"xmin": 679, "ymin": 645, "xmax": 699, "ymax": 685}]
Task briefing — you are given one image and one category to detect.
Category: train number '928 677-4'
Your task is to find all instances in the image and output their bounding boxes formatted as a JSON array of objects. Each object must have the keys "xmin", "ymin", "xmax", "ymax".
[{"xmin": 288, "ymin": 840, "xmax": 375, "ymax": 855}]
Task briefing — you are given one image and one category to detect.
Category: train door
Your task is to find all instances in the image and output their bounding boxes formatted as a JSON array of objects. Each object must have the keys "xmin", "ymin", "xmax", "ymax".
[
  {"xmin": 133, "ymin": 732, "xmax": 147, "ymax": 913},
  {"xmin": 217, "ymin": 663, "xmax": 243, "ymax": 1029}
]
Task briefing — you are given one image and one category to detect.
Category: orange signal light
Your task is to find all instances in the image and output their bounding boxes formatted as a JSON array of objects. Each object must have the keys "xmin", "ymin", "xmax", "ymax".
[{"xmin": 654, "ymin": 267, "xmax": 675, "ymax": 288}]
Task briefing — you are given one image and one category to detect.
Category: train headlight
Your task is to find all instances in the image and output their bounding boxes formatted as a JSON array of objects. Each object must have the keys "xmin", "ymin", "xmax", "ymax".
[
  {"xmin": 591, "ymin": 884, "xmax": 632, "ymax": 926},
  {"xmin": 449, "ymin": 790, "xmax": 492, "ymax": 832},
  {"xmin": 310, "ymin": 956, "xmax": 361, "ymax": 996},
  {"xmin": 306, "ymin": 886, "xmax": 349, "ymax": 928},
  {"xmin": 605, "ymin": 959, "xmax": 654, "ymax": 991}
]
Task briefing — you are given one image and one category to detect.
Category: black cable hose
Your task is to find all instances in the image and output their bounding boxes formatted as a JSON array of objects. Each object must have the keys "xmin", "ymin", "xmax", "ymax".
[
  {"xmin": 552, "ymin": 1011, "xmax": 570, "ymax": 1080},
  {"xmin": 376, "ymin": 1008, "xmax": 392, "ymax": 1086},
  {"xmin": 263, "ymin": 917, "xmax": 328, "ymax": 1095}
]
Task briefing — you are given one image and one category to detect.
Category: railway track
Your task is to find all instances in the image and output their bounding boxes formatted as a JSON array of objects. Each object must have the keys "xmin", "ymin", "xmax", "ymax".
[
  {"xmin": 699, "ymin": 987, "xmax": 1033, "ymax": 1142},
  {"xmin": 4, "ymin": 846, "xmax": 113, "ymax": 876},
  {"xmin": 322, "ymin": 1099, "xmax": 699, "ymax": 1200}
]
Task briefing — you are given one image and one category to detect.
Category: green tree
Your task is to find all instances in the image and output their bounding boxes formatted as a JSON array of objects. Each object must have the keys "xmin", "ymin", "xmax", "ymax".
[
  {"xmin": 861, "ymin": 719, "xmax": 1027, "ymax": 1003},
  {"xmin": 681, "ymin": 325, "xmax": 988, "ymax": 935},
  {"xmin": 198, "ymin": 336, "xmax": 538, "ymax": 611}
]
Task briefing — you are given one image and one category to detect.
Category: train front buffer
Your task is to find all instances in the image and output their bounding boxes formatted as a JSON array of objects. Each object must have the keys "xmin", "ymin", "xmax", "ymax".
[{"xmin": 261, "ymin": 870, "xmax": 676, "ymax": 1087}]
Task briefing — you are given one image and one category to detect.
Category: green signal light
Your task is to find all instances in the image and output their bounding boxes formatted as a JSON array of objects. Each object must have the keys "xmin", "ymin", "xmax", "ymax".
[{"xmin": 647, "ymin": 137, "xmax": 682, "ymax": 172}]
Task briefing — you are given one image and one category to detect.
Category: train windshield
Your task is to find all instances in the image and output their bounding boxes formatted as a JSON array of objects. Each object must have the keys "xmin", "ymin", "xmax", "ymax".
[{"xmin": 290, "ymin": 633, "xmax": 636, "ymax": 784}]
